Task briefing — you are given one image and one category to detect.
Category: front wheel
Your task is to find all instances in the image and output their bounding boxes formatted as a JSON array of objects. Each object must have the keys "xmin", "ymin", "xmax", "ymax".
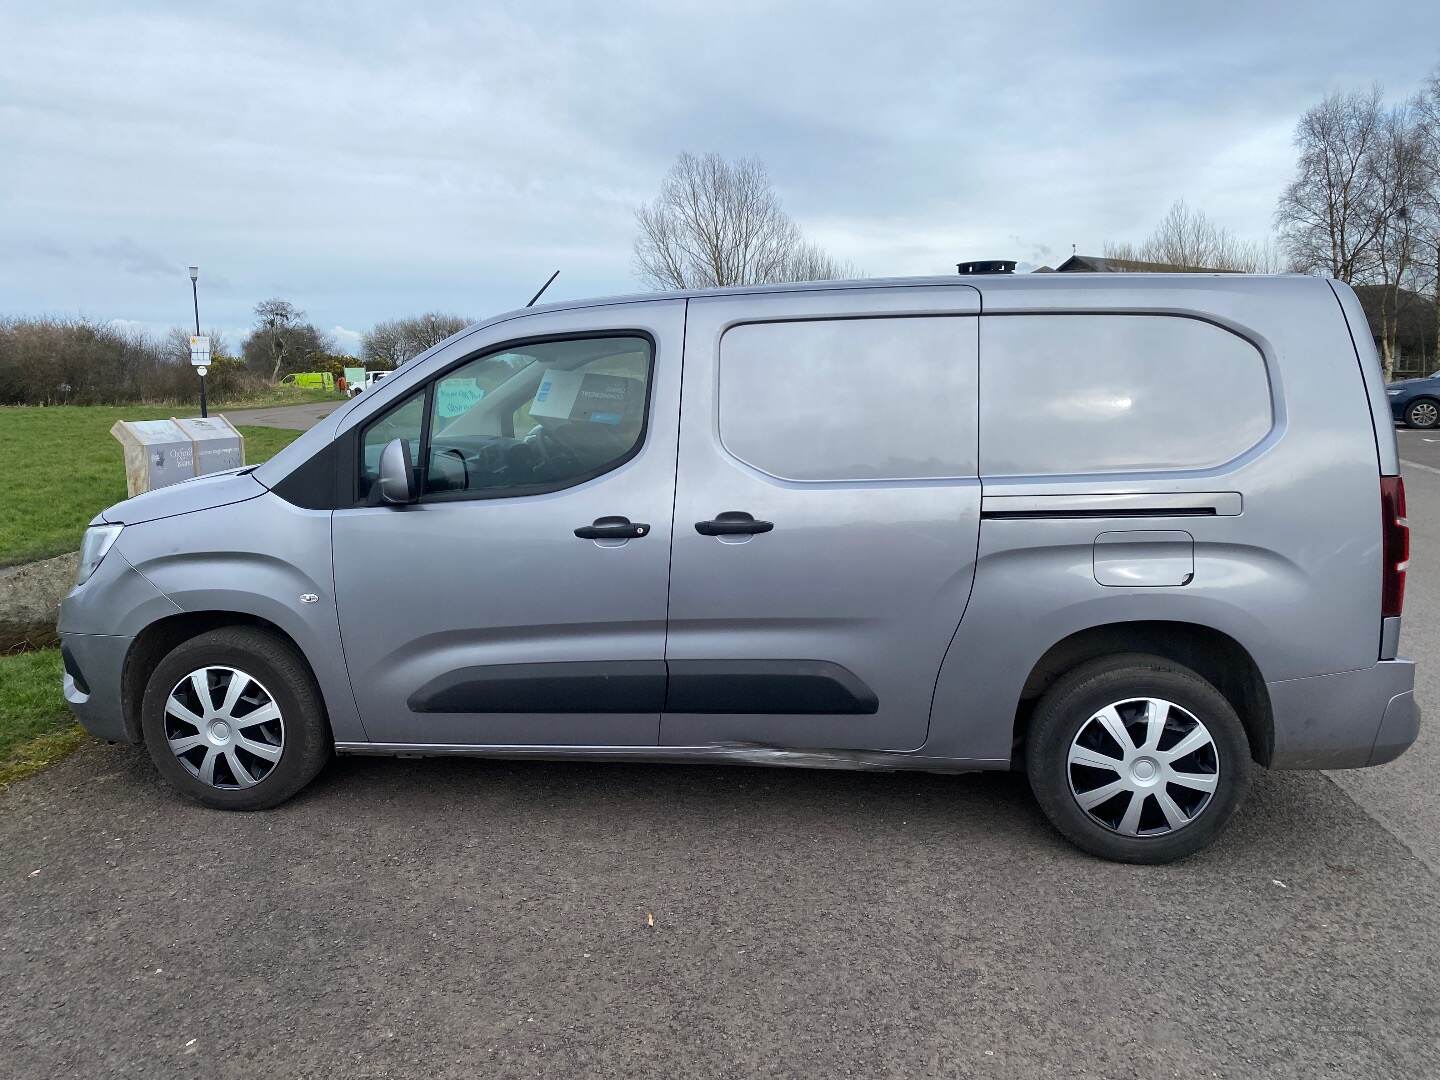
[
  {"xmin": 140, "ymin": 627, "xmax": 331, "ymax": 810},
  {"xmin": 1405, "ymin": 398, "xmax": 1439, "ymax": 429},
  {"xmin": 1025, "ymin": 653, "xmax": 1252, "ymax": 864}
]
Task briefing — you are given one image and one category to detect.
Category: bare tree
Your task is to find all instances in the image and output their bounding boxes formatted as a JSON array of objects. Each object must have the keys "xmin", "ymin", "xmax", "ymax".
[
  {"xmin": 242, "ymin": 299, "xmax": 333, "ymax": 382},
  {"xmin": 1104, "ymin": 200, "xmax": 1277, "ymax": 272},
  {"xmin": 162, "ymin": 326, "xmax": 229, "ymax": 365},
  {"xmin": 1369, "ymin": 105, "xmax": 1429, "ymax": 375},
  {"xmin": 362, "ymin": 312, "xmax": 471, "ymax": 368},
  {"xmin": 1413, "ymin": 67, "xmax": 1440, "ymax": 371},
  {"xmin": 633, "ymin": 152, "xmax": 855, "ymax": 289},
  {"xmin": 778, "ymin": 240, "xmax": 857, "ymax": 283},
  {"xmin": 1275, "ymin": 86, "xmax": 1390, "ymax": 282},
  {"xmin": 1273, "ymin": 77, "xmax": 1440, "ymax": 376},
  {"xmin": 0, "ymin": 318, "xmax": 268, "ymax": 405},
  {"xmin": 252, "ymin": 299, "xmax": 301, "ymax": 383}
]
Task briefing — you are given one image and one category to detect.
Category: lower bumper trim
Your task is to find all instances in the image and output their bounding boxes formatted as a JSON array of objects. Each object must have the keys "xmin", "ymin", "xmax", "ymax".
[
  {"xmin": 58, "ymin": 631, "xmax": 136, "ymax": 744},
  {"xmin": 1369, "ymin": 690, "xmax": 1420, "ymax": 766},
  {"xmin": 1268, "ymin": 658, "xmax": 1418, "ymax": 770}
]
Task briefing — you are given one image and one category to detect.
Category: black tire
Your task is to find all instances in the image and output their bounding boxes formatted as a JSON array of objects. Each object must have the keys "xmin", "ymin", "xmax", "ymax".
[
  {"xmin": 140, "ymin": 626, "xmax": 331, "ymax": 810},
  {"xmin": 1404, "ymin": 397, "xmax": 1440, "ymax": 429},
  {"xmin": 1025, "ymin": 653, "xmax": 1252, "ymax": 864}
]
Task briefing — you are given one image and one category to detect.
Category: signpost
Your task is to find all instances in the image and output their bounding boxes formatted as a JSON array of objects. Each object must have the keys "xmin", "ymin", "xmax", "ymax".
[
  {"xmin": 188, "ymin": 265, "xmax": 207, "ymax": 417},
  {"xmin": 190, "ymin": 334, "xmax": 211, "ymax": 418}
]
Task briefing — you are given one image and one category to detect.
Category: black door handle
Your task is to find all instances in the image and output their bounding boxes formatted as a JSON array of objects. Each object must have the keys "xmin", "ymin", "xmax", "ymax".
[
  {"xmin": 575, "ymin": 516, "xmax": 649, "ymax": 540},
  {"xmin": 695, "ymin": 511, "xmax": 774, "ymax": 537}
]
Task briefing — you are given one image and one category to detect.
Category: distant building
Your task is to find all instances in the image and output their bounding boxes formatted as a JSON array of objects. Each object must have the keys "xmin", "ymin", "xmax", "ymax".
[{"xmin": 1053, "ymin": 254, "xmax": 1232, "ymax": 274}]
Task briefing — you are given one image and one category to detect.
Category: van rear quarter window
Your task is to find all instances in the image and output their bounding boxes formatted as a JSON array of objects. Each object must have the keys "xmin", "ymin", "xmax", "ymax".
[
  {"xmin": 979, "ymin": 314, "xmax": 1272, "ymax": 476},
  {"xmin": 717, "ymin": 316, "xmax": 977, "ymax": 481}
]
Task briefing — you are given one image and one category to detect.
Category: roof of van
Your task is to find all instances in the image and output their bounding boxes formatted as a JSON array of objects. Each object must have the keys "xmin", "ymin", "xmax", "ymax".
[{"xmin": 481, "ymin": 271, "xmax": 1317, "ymax": 324}]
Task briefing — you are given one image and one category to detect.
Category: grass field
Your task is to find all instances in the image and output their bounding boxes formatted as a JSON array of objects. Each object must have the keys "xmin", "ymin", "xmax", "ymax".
[
  {"xmin": 0, "ymin": 649, "xmax": 84, "ymax": 787},
  {"xmin": 0, "ymin": 395, "xmax": 321, "ymax": 566}
]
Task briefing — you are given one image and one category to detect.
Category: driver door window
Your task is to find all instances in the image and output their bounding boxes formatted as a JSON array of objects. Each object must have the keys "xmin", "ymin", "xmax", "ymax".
[
  {"xmin": 357, "ymin": 335, "xmax": 653, "ymax": 503},
  {"xmin": 424, "ymin": 336, "xmax": 651, "ymax": 499}
]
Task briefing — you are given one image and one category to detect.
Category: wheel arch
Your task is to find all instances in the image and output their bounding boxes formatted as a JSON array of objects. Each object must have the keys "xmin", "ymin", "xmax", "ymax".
[
  {"xmin": 122, "ymin": 611, "xmax": 329, "ymax": 746},
  {"xmin": 1011, "ymin": 620, "xmax": 1273, "ymax": 767}
]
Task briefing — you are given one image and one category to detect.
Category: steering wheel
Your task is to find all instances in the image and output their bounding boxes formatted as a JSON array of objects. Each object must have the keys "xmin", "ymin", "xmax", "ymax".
[{"xmin": 526, "ymin": 425, "xmax": 584, "ymax": 477}]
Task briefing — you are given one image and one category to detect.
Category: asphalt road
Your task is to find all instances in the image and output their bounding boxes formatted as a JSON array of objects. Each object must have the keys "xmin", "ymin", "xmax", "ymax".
[
  {"xmin": 1323, "ymin": 429, "xmax": 1440, "ymax": 876},
  {"xmin": 1396, "ymin": 424, "xmax": 1440, "ymax": 472},
  {"xmin": 222, "ymin": 400, "xmax": 346, "ymax": 431},
  {"xmin": 2, "ymin": 447, "xmax": 1439, "ymax": 1079}
]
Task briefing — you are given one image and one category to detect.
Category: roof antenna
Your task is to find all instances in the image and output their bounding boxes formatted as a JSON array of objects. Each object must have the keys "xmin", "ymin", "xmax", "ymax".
[{"xmin": 526, "ymin": 270, "xmax": 560, "ymax": 307}]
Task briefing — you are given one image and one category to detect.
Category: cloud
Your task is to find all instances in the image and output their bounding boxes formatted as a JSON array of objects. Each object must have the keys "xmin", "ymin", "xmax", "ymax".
[
  {"xmin": 330, "ymin": 324, "xmax": 362, "ymax": 356},
  {"xmin": 1009, "ymin": 236, "xmax": 1056, "ymax": 267},
  {"xmin": 91, "ymin": 238, "xmax": 176, "ymax": 279},
  {"xmin": 107, "ymin": 317, "xmax": 155, "ymax": 334},
  {"xmin": 1, "ymin": 0, "xmax": 1437, "ymax": 336}
]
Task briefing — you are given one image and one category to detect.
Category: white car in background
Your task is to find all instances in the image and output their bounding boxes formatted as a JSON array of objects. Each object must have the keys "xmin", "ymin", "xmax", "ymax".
[{"xmin": 349, "ymin": 370, "xmax": 392, "ymax": 397}]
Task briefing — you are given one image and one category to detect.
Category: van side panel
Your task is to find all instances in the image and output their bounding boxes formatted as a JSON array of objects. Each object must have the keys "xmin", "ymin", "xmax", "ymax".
[{"xmin": 926, "ymin": 274, "xmax": 1386, "ymax": 765}]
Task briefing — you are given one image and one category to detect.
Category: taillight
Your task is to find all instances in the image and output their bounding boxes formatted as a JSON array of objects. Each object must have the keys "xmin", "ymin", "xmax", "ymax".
[{"xmin": 1381, "ymin": 476, "xmax": 1409, "ymax": 619}]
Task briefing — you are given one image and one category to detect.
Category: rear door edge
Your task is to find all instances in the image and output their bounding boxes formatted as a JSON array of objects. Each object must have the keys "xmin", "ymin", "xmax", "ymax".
[{"xmin": 1328, "ymin": 279, "xmax": 1400, "ymax": 476}]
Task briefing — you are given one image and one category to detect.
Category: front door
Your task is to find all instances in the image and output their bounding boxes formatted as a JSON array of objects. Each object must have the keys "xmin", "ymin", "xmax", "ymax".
[
  {"xmin": 333, "ymin": 301, "xmax": 684, "ymax": 746},
  {"xmin": 661, "ymin": 286, "xmax": 982, "ymax": 752}
]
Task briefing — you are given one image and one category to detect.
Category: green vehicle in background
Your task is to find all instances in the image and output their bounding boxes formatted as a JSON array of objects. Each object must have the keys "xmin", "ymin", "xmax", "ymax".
[{"xmin": 280, "ymin": 371, "xmax": 337, "ymax": 392}]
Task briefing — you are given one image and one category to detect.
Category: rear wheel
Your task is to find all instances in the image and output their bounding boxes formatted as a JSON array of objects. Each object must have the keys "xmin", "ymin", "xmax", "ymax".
[
  {"xmin": 1025, "ymin": 653, "xmax": 1252, "ymax": 863},
  {"xmin": 1405, "ymin": 398, "xmax": 1439, "ymax": 428},
  {"xmin": 140, "ymin": 627, "xmax": 331, "ymax": 810}
]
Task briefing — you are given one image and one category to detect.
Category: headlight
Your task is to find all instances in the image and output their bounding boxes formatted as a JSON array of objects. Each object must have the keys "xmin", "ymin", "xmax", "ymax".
[
  {"xmin": 75, "ymin": 524, "xmax": 122, "ymax": 586},
  {"xmin": 1387, "ymin": 389, "xmax": 1403, "ymax": 396}
]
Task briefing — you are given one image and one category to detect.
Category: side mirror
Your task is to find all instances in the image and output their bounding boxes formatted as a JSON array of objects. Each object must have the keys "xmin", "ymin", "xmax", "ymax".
[{"xmin": 378, "ymin": 438, "xmax": 416, "ymax": 504}]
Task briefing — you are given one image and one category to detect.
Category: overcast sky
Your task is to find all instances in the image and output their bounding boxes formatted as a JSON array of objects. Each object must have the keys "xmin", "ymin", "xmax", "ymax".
[{"xmin": 3, "ymin": 1, "xmax": 1439, "ymax": 355}]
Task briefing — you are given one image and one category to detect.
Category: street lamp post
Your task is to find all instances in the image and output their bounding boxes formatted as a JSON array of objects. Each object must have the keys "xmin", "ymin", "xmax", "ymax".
[{"xmin": 188, "ymin": 265, "xmax": 207, "ymax": 417}]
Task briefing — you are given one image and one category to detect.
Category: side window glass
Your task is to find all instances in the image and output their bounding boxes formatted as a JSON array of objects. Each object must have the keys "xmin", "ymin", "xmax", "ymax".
[
  {"xmin": 424, "ymin": 335, "xmax": 652, "ymax": 498},
  {"xmin": 718, "ymin": 317, "xmax": 977, "ymax": 481},
  {"xmin": 358, "ymin": 389, "xmax": 425, "ymax": 501},
  {"xmin": 978, "ymin": 315, "xmax": 1273, "ymax": 476}
]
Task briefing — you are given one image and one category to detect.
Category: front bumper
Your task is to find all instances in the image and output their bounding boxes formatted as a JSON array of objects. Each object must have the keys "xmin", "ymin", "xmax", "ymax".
[
  {"xmin": 1389, "ymin": 397, "xmax": 1406, "ymax": 421},
  {"xmin": 60, "ymin": 631, "xmax": 138, "ymax": 743},
  {"xmin": 1267, "ymin": 658, "xmax": 1418, "ymax": 769},
  {"xmin": 57, "ymin": 544, "xmax": 179, "ymax": 744}
]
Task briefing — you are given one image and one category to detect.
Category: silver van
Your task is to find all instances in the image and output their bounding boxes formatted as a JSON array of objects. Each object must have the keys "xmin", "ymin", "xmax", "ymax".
[{"xmin": 59, "ymin": 273, "xmax": 1417, "ymax": 863}]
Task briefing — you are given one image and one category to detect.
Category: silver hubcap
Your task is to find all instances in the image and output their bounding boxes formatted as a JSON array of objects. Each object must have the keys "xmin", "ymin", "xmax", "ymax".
[
  {"xmin": 1411, "ymin": 402, "xmax": 1438, "ymax": 426},
  {"xmin": 164, "ymin": 666, "xmax": 284, "ymax": 789},
  {"xmin": 1067, "ymin": 697, "xmax": 1219, "ymax": 837}
]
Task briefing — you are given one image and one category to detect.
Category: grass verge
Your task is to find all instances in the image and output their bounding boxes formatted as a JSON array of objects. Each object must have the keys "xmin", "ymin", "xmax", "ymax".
[
  {"xmin": 0, "ymin": 649, "xmax": 86, "ymax": 787},
  {"xmin": 0, "ymin": 405, "xmax": 310, "ymax": 566}
]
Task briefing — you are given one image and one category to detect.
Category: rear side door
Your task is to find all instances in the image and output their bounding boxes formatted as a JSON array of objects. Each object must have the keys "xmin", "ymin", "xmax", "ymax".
[{"xmin": 661, "ymin": 285, "xmax": 982, "ymax": 752}]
